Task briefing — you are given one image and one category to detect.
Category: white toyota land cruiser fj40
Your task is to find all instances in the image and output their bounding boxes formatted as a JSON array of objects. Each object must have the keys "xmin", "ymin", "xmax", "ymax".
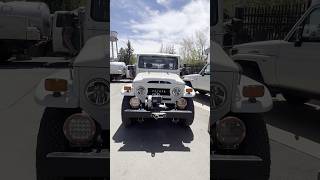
[
  {"xmin": 231, "ymin": 0, "xmax": 320, "ymax": 105},
  {"xmin": 121, "ymin": 53, "xmax": 196, "ymax": 127},
  {"xmin": 210, "ymin": 0, "xmax": 273, "ymax": 179},
  {"xmin": 210, "ymin": 41, "xmax": 273, "ymax": 180},
  {"xmin": 34, "ymin": 35, "xmax": 109, "ymax": 180}
]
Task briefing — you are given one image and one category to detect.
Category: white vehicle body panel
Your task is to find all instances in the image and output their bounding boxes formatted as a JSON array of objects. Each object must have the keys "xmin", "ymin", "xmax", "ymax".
[
  {"xmin": 184, "ymin": 64, "xmax": 210, "ymax": 92},
  {"xmin": 232, "ymin": 3, "xmax": 320, "ymax": 97},
  {"xmin": 212, "ymin": 42, "xmax": 273, "ymax": 125},
  {"xmin": 110, "ymin": 62, "xmax": 126, "ymax": 75},
  {"xmin": 35, "ymin": 35, "xmax": 109, "ymax": 130}
]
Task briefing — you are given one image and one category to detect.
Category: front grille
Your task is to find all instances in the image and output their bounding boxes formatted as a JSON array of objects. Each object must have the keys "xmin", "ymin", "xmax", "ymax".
[
  {"xmin": 147, "ymin": 81, "xmax": 171, "ymax": 84},
  {"xmin": 147, "ymin": 88, "xmax": 170, "ymax": 96}
]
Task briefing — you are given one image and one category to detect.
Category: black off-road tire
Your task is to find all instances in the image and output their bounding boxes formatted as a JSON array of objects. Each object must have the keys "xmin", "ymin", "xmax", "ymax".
[
  {"xmin": 237, "ymin": 113, "xmax": 271, "ymax": 180},
  {"xmin": 283, "ymin": 93, "xmax": 309, "ymax": 105},
  {"xmin": 121, "ymin": 96, "xmax": 133, "ymax": 127},
  {"xmin": 36, "ymin": 108, "xmax": 80, "ymax": 180},
  {"xmin": 182, "ymin": 98, "xmax": 195, "ymax": 126}
]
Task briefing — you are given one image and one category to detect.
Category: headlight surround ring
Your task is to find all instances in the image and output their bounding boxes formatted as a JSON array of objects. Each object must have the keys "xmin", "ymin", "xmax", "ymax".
[
  {"xmin": 85, "ymin": 78, "xmax": 109, "ymax": 106},
  {"xmin": 211, "ymin": 82, "xmax": 227, "ymax": 110},
  {"xmin": 136, "ymin": 86, "xmax": 146, "ymax": 98},
  {"xmin": 172, "ymin": 87, "xmax": 182, "ymax": 97}
]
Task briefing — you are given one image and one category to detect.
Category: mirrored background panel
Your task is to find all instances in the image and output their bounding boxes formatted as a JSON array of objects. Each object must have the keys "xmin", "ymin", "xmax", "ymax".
[
  {"xmin": 211, "ymin": 0, "xmax": 320, "ymax": 180},
  {"xmin": 0, "ymin": 0, "xmax": 109, "ymax": 179},
  {"xmin": 110, "ymin": 0, "xmax": 210, "ymax": 179}
]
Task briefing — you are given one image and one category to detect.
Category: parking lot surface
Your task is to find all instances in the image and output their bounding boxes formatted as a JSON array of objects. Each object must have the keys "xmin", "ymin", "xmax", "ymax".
[{"xmin": 110, "ymin": 82, "xmax": 210, "ymax": 180}]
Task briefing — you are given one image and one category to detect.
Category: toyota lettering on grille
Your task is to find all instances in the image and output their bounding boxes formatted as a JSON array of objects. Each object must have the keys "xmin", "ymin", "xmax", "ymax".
[{"xmin": 148, "ymin": 88, "xmax": 170, "ymax": 96}]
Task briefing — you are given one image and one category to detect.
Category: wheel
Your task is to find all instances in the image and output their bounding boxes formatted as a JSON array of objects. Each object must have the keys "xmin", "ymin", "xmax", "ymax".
[
  {"xmin": 283, "ymin": 93, "xmax": 309, "ymax": 105},
  {"xmin": 36, "ymin": 108, "xmax": 80, "ymax": 180},
  {"xmin": 182, "ymin": 98, "xmax": 195, "ymax": 126},
  {"xmin": 121, "ymin": 96, "xmax": 133, "ymax": 127},
  {"xmin": 236, "ymin": 114, "xmax": 270, "ymax": 180}
]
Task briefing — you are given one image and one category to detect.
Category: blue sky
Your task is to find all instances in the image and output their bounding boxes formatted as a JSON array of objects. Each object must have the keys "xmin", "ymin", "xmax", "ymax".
[{"xmin": 110, "ymin": 0, "xmax": 209, "ymax": 54}]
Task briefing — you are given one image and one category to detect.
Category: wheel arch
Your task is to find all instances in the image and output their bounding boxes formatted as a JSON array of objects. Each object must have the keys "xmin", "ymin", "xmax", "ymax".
[{"xmin": 232, "ymin": 54, "xmax": 277, "ymax": 85}]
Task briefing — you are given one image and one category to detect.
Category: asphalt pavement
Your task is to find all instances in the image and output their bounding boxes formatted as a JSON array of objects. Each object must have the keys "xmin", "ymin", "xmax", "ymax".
[{"xmin": 110, "ymin": 82, "xmax": 210, "ymax": 180}]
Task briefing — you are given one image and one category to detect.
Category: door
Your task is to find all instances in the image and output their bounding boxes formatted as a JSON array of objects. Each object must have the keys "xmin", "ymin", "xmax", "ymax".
[
  {"xmin": 194, "ymin": 64, "xmax": 210, "ymax": 92},
  {"xmin": 52, "ymin": 12, "xmax": 71, "ymax": 53},
  {"xmin": 84, "ymin": 0, "xmax": 108, "ymax": 42},
  {"xmin": 277, "ymin": 7, "xmax": 320, "ymax": 95}
]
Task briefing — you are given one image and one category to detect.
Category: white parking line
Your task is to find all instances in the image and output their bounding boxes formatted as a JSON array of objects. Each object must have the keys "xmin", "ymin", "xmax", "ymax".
[
  {"xmin": 194, "ymin": 101, "xmax": 210, "ymax": 112},
  {"xmin": 267, "ymin": 124, "xmax": 320, "ymax": 160}
]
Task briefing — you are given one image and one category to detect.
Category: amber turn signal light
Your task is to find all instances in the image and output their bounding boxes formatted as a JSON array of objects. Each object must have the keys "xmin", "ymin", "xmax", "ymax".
[
  {"xmin": 45, "ymin": 78, "xmax": 68, "ymax": 92},
  {"xmin": 186, "ymin": 88, "xmax": 193, "ymax": 94},
  {"xmin": 124, "ymin": 85, "xmax": 132, "ymax": 92},
  {"xmin": 242, "ymin": 85, "xmax": 265, "ymax": 98}
]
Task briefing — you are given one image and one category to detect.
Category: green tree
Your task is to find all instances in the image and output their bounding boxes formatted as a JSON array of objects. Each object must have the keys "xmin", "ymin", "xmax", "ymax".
[
  {"xmin": 159, "ymin": 44, "xmax": 176, "ymax": 54},
  {"xmin": 117, "ymin": 40, "xmax": 135, "ymax": 65},
  {"xmin": 180, "ymin": 30, "xmax": 208, "ymax": 66}
]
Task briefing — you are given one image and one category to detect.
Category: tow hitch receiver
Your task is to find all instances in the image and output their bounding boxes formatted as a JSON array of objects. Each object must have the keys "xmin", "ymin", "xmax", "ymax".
[{"xmin": 151, "ymin": 112, "xmax": 167, "ymax": 119}]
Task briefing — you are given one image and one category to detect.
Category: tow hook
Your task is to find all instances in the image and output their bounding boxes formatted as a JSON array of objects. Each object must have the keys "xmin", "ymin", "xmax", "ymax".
[
  {"xmin": 137, "ymin": 117, "xmax": 144, "ymax": 123},
  {"xmin": 172, "ymin": 118, "xmax": 179, "ymax": 124},
  {"xmin": 151, "ymin": 113, "xmax": 166, "ymax": 120}
]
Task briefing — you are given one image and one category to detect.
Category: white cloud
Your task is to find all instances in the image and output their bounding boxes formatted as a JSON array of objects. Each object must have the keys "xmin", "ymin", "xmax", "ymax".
[
  {"xmin": 118, "ymin": 0, "xmax": 210, "ymax": 55},
  {"xmin": 156, "ymin": 0, "xmax": 171, "ymax": 7}
]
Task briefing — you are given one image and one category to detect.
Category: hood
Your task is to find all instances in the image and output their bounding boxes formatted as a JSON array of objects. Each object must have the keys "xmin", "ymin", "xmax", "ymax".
[
  {"xmin": 212, "ymin": 42, "xmax": 239, "ymax": 72},
  {"xmin": 110, "ymin": 62, "xmax": 126, "ymax": 68},
  {"xmin": 234, "ymin": 40, "xmax": 284, "ymax": 57},
  {"xmin": 183, "ymin": 73, "xmax": 201, "ymax": 81},
  {"xmin": 134, "ymin": 72, "xmax": 185, "ymax": 85},
  {"xmin": 73, "ymin": 35, "xmax": 109, "ymax": 68}
]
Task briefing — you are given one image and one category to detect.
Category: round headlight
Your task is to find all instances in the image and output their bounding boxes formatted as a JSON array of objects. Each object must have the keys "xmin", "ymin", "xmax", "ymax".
[
  {"xmin": 85, "ymin": 78, "xmax": 109, "ymax": 106},
  {"xmin": 63, "ymin": 113, "xmax": 96, "ymax": 146},
  {"xmin": 129, "ymin": 97, "xmax": 140, "ymax": 109},
  {"xmin": 136, "ymin": 86, "xmax": 146, "ymax": 97},
  {"xmin": 172, "ymin": 87, "xmax": 182, "ymax": 96},
  {"xmin": 176, "ymin": 98, "xmax": 188, "ymax": 110},
  {"xmin": 216, "ymin": 117, "xmax": 246, "ymax": 149},
  {"xmin": 211, "ymin": 82, "xmax": 227, "ymax": 110}
]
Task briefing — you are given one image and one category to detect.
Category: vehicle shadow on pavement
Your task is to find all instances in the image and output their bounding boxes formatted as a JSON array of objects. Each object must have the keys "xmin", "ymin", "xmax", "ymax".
[
  {"xmin": 112, "ymin": 119, "xmax": 194, "ymax": 155},
  {"xmin": 266, "ymin": 100, "xmax": 320, "ymax": 144},
  {"xmin": 193, "ymin": 93, "xmax": 210, "ymax": 106}
]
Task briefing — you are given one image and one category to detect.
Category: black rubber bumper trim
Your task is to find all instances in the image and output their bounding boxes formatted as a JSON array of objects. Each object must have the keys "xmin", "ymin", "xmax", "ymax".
[
  {"xmin": 43, "ymin": 150, "xmax": 109, "ymax": 177},
  {"xmin": 124, "ymin": 109, "xmax": 193, "ymax": 119}
]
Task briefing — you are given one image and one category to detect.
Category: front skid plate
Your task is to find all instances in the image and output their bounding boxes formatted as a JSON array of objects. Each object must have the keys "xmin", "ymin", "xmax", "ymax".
[{"xmin": 124, "ymin": 109, "xmax": 193, "ymax": 119}]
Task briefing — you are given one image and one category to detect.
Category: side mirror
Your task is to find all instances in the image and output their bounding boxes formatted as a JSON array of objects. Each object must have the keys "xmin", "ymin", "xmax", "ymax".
[{"xmin": 294, "ymin": 26, "xmax": 303, "ymax": 47}]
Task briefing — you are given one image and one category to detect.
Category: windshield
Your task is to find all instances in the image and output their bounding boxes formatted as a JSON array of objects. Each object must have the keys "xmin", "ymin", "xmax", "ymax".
[
  {"xmin": 211, "ymin": 0, "xmax": 218, "ymax": 26},
  {"xmin": 91, "ymin": 0, "xmax": 108, "ymax": 22},
  {"xmin": 138, "ymin": 56, "xmax": 178, "ymax": 70}
]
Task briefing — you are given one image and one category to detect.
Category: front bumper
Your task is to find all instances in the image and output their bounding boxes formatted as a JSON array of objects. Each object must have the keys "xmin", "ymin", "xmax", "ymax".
[
  {"xmin": 43, "ymin": 149, "xmax": 109, "ymax": 177},
  {"xmin": 124, "ymin": 109, "xmax": 193, "ymax": 119},
  {"xmin": 211, "ymin": 154, "xmax": 266, "ymax": 179}
]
